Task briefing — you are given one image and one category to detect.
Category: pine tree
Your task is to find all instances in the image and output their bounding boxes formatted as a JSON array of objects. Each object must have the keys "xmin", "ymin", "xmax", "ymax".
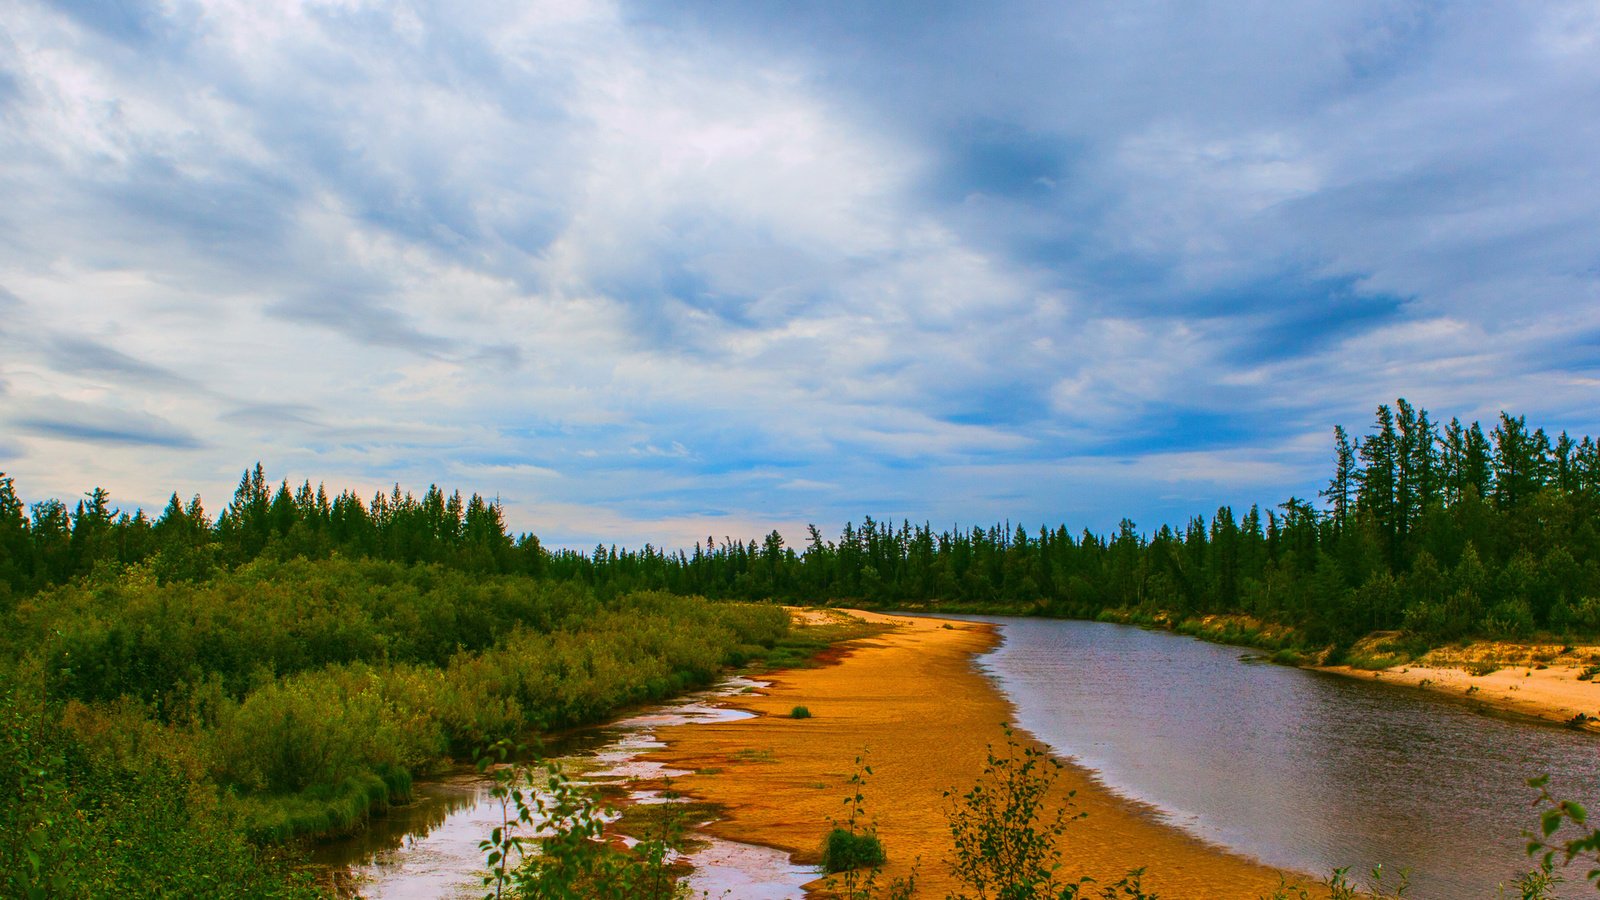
[
  {"xmin": 1492, "ymin": 413, "xmax": 1547, "ymax": 509},
  {"xmin": 1322, "ymin": 425, "xmax": 1359, "ymax": 532}
]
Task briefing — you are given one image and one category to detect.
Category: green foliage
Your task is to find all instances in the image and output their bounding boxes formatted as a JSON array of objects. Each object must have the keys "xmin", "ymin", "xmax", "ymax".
[
  {"xmin": 1262, "ymin": 866, "xmax": 1412, "ymax": 900},
  {"xmin": 1326, "ymin": 866, "xmax": 1410, "ymax": 899},
  {"xmin": 0, "ymin": 671, "xmax": 328, "ymax": 899},
  {"xmin": 1525, "ymin": 774, "xmax": 1600, "ymax": 892},
  {"xmin": 791, "ymin": 705, "xmax": 813, "ymax": 719},
  {"xmin": 1506, "ymin": 858, "xmax": 1563, "ymax": 899},
  {"xmin": 820, "ymin": 752, "xmax": 916, "ymax": 900},
  {"xmin": 8, "ymin": 430, "xmax": 1600, "ymax": 895},
  {"xmin": 944, "ymin": 724, "xmax": 1080, "ymax": 900},
  {"xmin": 0, "ymin": 549, "xmax": 788, "ymax": 857},
  {"xmin": 8, "ymin": 410, "xmax": 1600, "ymax": 652},
  {"xmin": 823, "ymin": 753, "xmax": 886, "ymax": 873},
  {"xmin": 824, "ymin": 828, "xmax": 886, "ymax": 873},
  {"xmin": 474, "ymin": 740, "xmax": 691, "ymax": 900},
  {"xmin": 944, "ymin": 724, "xmax": 1155, "ymax": 900}
]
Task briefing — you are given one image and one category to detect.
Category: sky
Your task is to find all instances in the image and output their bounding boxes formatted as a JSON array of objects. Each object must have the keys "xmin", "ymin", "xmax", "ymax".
[{"xmin": 2, "ymin": 0, "xmax": 1598, "ymax": 550}]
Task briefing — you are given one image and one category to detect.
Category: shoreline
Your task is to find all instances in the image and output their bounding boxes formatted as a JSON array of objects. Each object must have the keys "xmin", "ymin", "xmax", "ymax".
[
  {"xmin": 644, "ymin": 609, "xmax": 1298, "ymax": 898},
  {"xmin": 1316, "ymin": 644, "xmax": 1600, "ymax": 732},
  {"xmin": 924, "ymin": 604, "xmax": 1600, "ymax": 734}
]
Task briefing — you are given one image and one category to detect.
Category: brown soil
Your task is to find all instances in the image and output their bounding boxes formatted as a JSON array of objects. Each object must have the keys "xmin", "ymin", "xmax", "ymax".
[{"xmin": 645, "ymin": 609, "xmax": 1303, "ymax": 898}]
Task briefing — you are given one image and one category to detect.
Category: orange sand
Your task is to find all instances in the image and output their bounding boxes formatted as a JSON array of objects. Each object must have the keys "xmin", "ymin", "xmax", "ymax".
[
  {"xmin": 646, "ymin": 610, "xmax": 1300, "ymax": 898},
  {"xmin": 1320, "ymin": 642, "xmax": 1600, "ymax": 731}
]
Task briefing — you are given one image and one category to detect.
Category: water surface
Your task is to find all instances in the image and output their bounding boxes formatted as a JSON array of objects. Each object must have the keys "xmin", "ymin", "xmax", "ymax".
[
  {"xmin": 316, "ymin": 677, "xmax": 819, "ymax": 899},
  {"xmin": 957, "ymin": 617, "xmax": 1598, "ymax": 899}
]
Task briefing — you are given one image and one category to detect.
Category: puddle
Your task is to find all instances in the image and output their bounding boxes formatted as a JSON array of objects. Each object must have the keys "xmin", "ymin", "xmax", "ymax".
[
  {"xmin": 322, "ymin": 676, "xmax": 819, "ymax": 898},
  {"xmin": 684, "ymin": 836, "xmax": 818, "ymax": 900}
]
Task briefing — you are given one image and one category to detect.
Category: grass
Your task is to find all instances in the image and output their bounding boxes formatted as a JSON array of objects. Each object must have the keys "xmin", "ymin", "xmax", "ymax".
[
  {"xmin": 1342, "ymin": 649, "xmax": 1409, "ymax": 670},
  {"xmin": 744, "ymin": 613, "xmax": 890, "ymax": 672},
  {"xmin": 232, "ymin": 767, "xmax": 411, "ymax": 843},
  {"xmin": 613, "ymin": 798, "xmax": 722, "ymax": 850}
]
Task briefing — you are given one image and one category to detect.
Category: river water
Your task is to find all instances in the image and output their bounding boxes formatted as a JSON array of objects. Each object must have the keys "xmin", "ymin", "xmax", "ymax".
[{"xmin": 956, "ymin": 616, "xmax": 1600, "ymax": 899}]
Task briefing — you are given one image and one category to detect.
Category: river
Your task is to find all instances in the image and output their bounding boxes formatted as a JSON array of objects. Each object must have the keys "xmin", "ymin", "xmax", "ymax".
[
  {"xmin": 319, "ymin": 617, "xmax": 1597, "ymax": 898},
  {"xmin": 956, "ymin": 616, "xmax": 1599, "ymax": 899}
]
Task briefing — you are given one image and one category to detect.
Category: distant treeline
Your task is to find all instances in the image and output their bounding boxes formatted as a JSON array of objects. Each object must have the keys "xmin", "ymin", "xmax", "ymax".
[{"xmin": 5, "ymin": 399, "xmax": 1600, "ymax": 645}]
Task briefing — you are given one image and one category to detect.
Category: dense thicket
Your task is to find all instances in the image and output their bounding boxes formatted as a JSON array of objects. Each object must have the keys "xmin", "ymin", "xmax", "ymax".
[
  {"xmin": 1, "ymin": 557, "xmax": 786, "ymax": 893},
  {"xmin": 1, "ymin": 670, "xmax": 327, "ymax": 899}
]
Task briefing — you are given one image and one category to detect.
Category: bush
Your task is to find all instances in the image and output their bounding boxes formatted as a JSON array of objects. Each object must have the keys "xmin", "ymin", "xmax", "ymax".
[
  {"xmin": 791, "ymin": 706, "xmax": 812, "ymax": 719},
  {"xmin": 945, "ymin": 724, "xmax": 1154, "ymax": 900},
  {"xmin": 0, "ymin": 672, "xmax": 327, "ymax": 898},
  {"xmin": 823, "ymin": 828, "xmax": 886, "ymax": 872}
]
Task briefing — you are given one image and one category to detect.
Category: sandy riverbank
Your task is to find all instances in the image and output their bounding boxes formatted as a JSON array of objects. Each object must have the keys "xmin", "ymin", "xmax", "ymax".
[
  {"xmin": 644, "ymin": 609, "xmax": 1298, "ymax": 898},
  {"xmin": 1318, "ymin": 641, "xmax": 1600, "ymax": 731}
]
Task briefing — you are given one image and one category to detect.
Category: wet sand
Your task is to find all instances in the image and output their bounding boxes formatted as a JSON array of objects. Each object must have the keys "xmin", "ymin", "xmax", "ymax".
[
  {"xmin": 646, "ymin": 609, "xmax": 1299, "ymax": 898},
  {"xmin": 1320, "ymin": 642, "xmax": 1600, "ymax": 732}
]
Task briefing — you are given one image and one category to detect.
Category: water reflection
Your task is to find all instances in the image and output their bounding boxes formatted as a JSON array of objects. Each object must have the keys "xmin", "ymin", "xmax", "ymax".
[
  {"xmin": 957, "ymin": 617, "xmax": 1598, "ymax": 899},
  {"xmin": 316, "ymin": 676, "xmax": 820, "ymax": 899}
]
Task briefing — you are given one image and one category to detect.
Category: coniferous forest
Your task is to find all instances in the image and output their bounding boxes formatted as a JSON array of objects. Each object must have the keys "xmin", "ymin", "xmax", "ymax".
[
  {"xmin": 8, "ymin": 400, "xmax": 1599, "ymax": 646},
  {"xmin": 4, "ymin": 399, "xmax": 1600, "ymax": 895}
]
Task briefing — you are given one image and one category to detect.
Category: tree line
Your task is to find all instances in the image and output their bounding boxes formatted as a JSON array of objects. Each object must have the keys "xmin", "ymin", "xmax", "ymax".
[{"xmin": 5, "ymin": 399, "xmax": 1600, "ymax": 645}]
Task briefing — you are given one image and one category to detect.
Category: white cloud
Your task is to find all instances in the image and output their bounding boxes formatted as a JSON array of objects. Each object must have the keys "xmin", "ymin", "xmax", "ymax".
[{"xmin": 1, "ymin": 0, "xmax": 1597, "ymax": 547}]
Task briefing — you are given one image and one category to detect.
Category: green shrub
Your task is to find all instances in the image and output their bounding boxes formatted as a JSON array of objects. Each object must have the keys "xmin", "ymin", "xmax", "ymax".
[
  {"xmin": 822, "ymin": 828, "xmax": 886, "ymax": 872},
  {"xmin": 791, "ymin": 706, "xmax": 812, "ymax": 719},
  {"xmin": 945, "ymin": 724, "xmax": 1153, "ymax": 900}
]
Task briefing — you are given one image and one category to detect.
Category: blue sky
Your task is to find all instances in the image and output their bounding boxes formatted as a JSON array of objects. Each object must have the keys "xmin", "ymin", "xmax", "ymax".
[{"xmin": 2, "ymin": 0, "xmax": 1598, "ymax": 549}]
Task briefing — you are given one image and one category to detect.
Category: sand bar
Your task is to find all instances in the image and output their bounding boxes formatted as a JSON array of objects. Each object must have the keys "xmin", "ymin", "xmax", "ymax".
[
  {"xmin": 645, "ymin": 609, "xmax": 1299, "ymax": 898},
  {"xmin": 1319, "ymin": 642, "xmax": 1600, "ymax": 732}
]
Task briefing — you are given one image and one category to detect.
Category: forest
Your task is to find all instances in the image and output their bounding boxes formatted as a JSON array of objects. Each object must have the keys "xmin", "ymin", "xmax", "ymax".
[
  {"xmin": 4, "ymin": 398, "xmax": 1600, "ymax": 895},
  {"xmin": 7, "ymin": 399, "xmax": 1599, "ymax": 648}
]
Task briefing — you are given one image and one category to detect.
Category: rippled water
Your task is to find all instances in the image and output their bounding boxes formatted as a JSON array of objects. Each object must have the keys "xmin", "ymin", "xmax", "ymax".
[{"xmin": 957, "ymin": 616, "xmax": 1600, "ymax": 899}]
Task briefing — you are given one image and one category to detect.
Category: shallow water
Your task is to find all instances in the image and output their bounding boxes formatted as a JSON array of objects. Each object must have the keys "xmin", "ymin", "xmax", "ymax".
[
  {"xmin": 953, "ymin": 616, "xmax": 1600, "ymax": 899},
  {"xmin": 315, "ymin": 677, "xmax": 819, "ymax": 899}
]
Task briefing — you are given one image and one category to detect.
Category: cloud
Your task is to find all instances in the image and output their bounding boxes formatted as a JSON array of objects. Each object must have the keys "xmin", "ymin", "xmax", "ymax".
[
  {"xmin": 267, "ymin": 291, "xmax": 444, "ymax": 356},
  {"xmin": 218, "ymin": 402, "xmax": 324, "ymax": 429},
  {"xmin": 13, "ymin": 399, "xmax": 202, "ymax": 449},
  {"xmin": 0, "ymin": 0, "xmax": 1596, "ymax": 546},
  {"xmin": 47, "ymin": 335, "xmax": 195, "ymax": 387},
  {"xmin": 0, "ymin": 286, "xmax": 19, "ymax": 315}
]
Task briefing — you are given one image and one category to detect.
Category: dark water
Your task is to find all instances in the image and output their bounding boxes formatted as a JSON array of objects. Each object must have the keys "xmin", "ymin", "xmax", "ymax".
[{"xmin": 958, "ymin": 617, "xmax": 1599, "ymax": 899}]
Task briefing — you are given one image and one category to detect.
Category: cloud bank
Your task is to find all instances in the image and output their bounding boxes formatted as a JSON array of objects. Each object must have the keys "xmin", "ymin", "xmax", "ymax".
[{"xmin": 1, "ymin": 0, "xmax": 1597, "ymax": 547}]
